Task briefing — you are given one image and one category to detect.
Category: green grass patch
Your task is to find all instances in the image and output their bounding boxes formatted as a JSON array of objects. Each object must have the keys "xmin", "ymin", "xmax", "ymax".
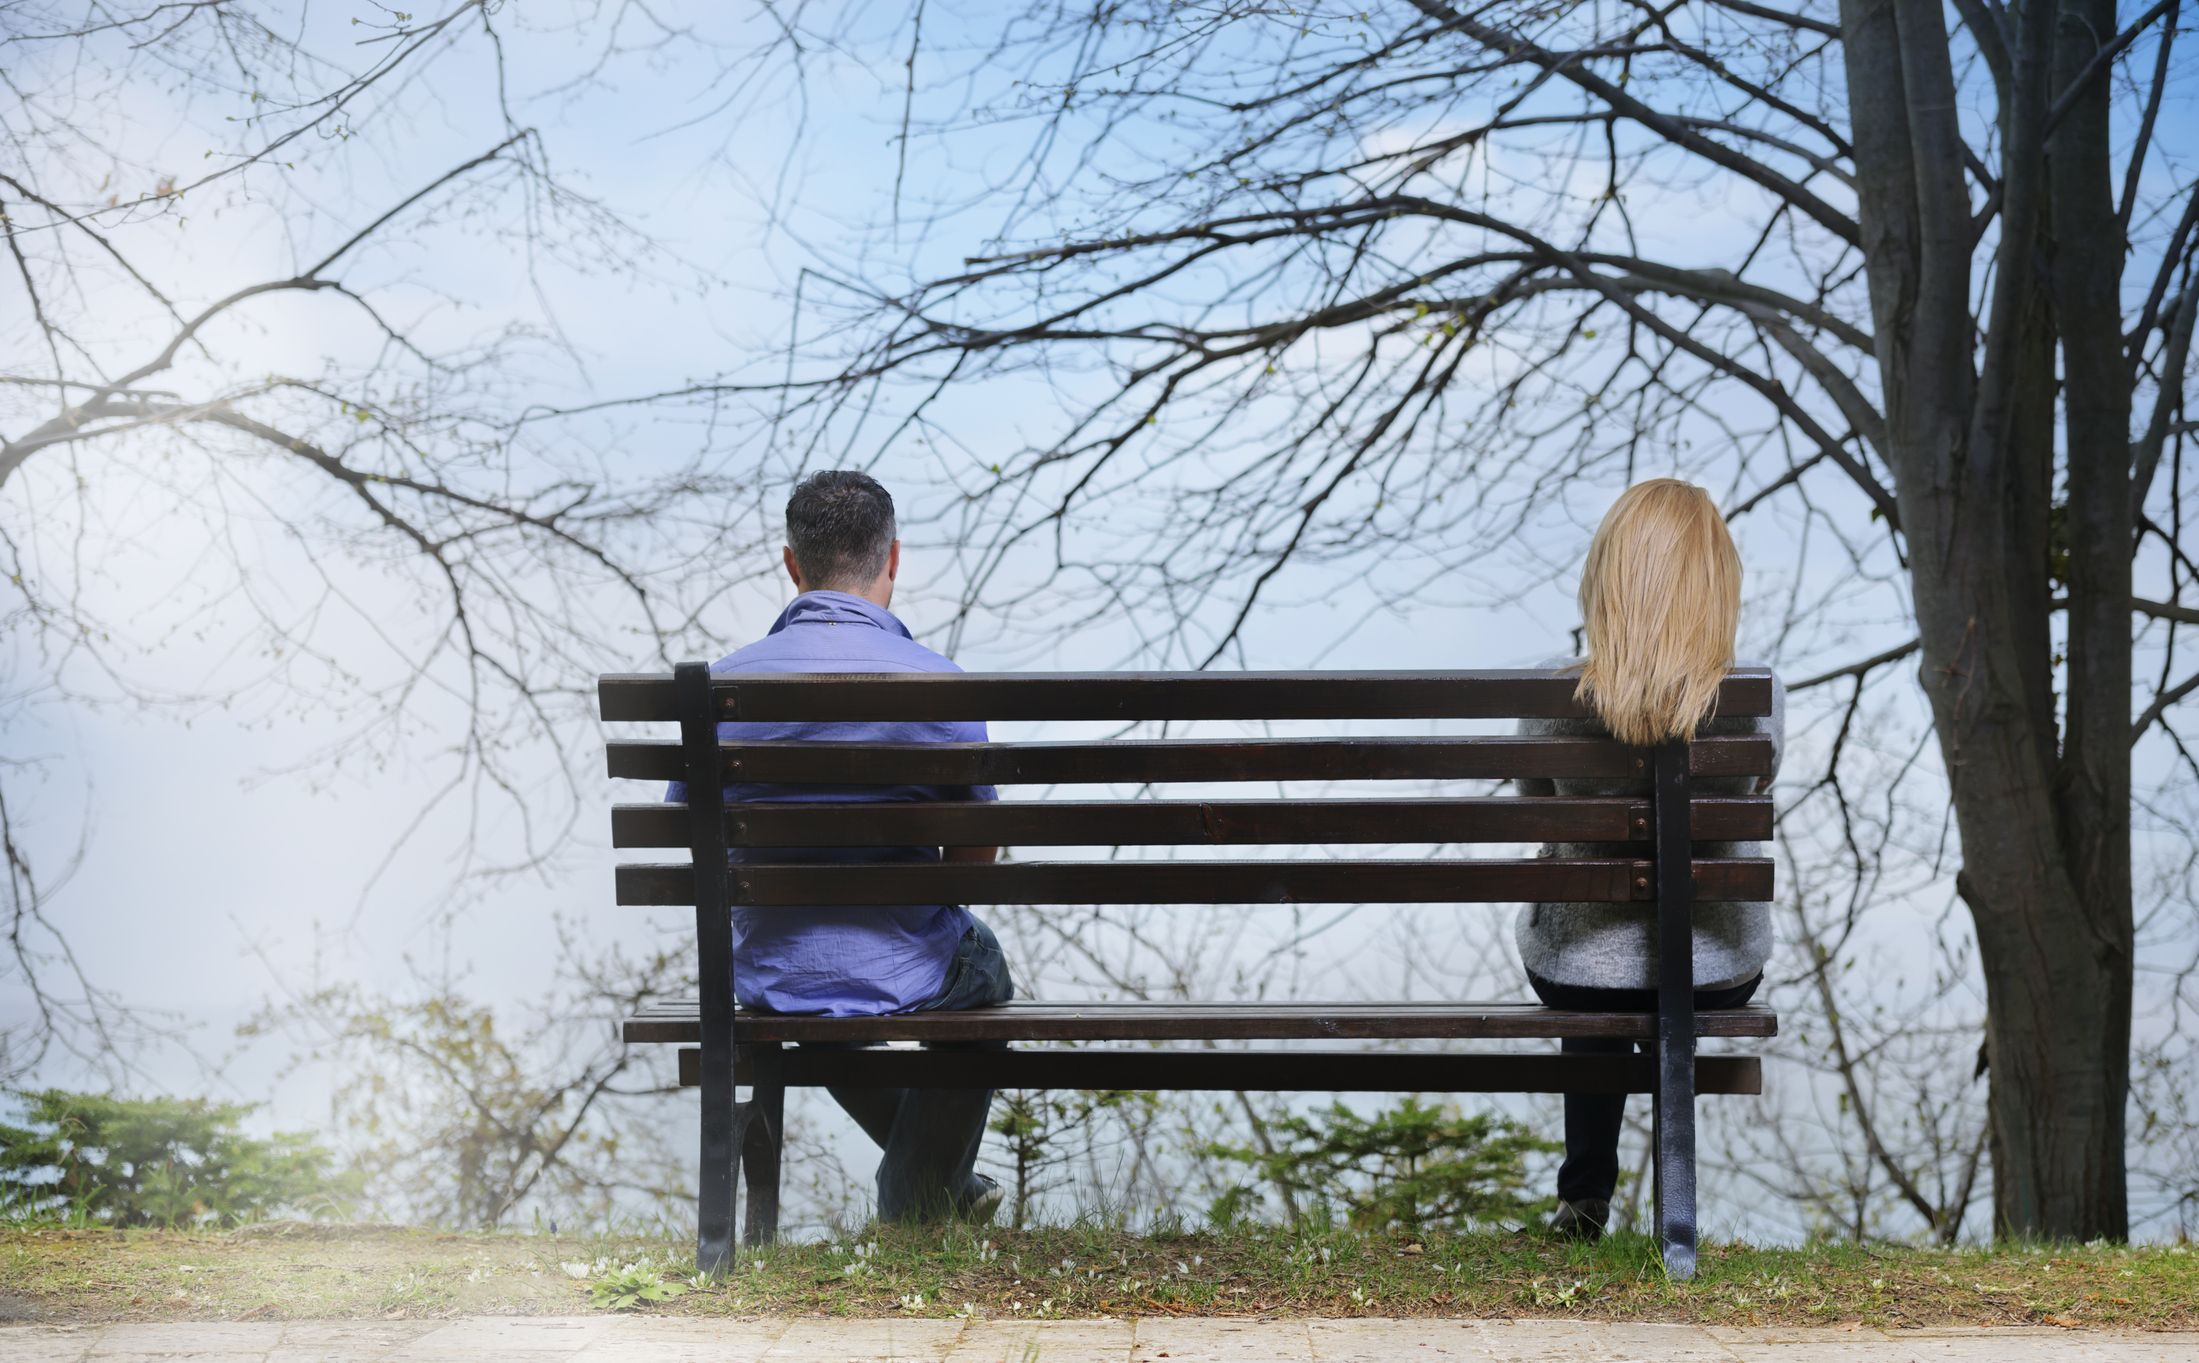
[{"xmin": 1, "ymin": 1224, "xmax": 2192, "ymax": 1330}]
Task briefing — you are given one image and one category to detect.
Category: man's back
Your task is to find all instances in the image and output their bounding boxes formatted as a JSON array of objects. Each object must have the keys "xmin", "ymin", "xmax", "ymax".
[{"xmin": 666, "ymin": 590, "xmax": 995, "ymax": 1015}]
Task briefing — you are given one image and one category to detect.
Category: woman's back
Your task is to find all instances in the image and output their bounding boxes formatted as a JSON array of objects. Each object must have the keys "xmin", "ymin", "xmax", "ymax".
[{"xmin": 1513, "ymin": 661, "xmax": 1783, "ymax": 993}]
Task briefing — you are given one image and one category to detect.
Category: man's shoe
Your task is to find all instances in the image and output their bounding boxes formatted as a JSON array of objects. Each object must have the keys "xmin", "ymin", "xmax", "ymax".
[
  {"xmin": 1549, "ymin": 1197, "xmax": 1610, "ymax": 1242},
  {"xmin": 962, "ymin": 1175, "xmax": 1005, "ymax": 1225}
]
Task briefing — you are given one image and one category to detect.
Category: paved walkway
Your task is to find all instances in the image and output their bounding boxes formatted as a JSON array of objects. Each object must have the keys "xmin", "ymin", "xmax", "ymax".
[{"xmin": 2, "ymin": 1319, "xmax": 2196, "ymax": 1362}]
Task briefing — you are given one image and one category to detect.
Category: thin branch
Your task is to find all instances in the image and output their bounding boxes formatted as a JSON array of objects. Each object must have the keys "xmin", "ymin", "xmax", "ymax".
[{"xmin": 1792, "ymin": 639, "xmax": 1922, "ymax": 691}]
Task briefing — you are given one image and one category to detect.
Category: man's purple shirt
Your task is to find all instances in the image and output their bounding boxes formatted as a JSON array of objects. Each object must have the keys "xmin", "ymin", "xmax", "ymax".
[{"xmin": 665, "ymin": 590, "xmax": 994, "ymax": 1016}]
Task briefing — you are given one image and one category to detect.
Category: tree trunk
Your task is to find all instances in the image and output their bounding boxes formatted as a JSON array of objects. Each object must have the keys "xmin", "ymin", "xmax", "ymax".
[
  {"xmin": 1901, "ymin": 453, "xmax": 2130, "ymax": 1241},
  {"xmin": 1898, "ymin": 428, "xmax": 2130, "ymax": 1240},
  {"xmin": 1978, "ymin": 905, "xmax": 2131, "ymax": 1238},
  {"xmin": 2033, "ymin": 0, "xmax": 2134, "ymax": 1242},
  {"xmin": 1841, "ymin": 0, "xmax": 2132, "ymax": 1240}
]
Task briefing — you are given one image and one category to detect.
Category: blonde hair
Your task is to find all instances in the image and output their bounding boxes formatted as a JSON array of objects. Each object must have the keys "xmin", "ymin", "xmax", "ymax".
[{"xmin": 1574, "ymin": 479, "xmax": 1742, "ymax": 747}]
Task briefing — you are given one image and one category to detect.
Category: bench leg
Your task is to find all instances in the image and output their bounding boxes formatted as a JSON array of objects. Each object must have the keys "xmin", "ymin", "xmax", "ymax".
[
  {"xmin": 1653, "ymin": 1034, "xmax": 1699, "ymax": 1280},
  {"xmin": 1649, "ymin": 737, "xmax": 1699, "ymax": 1281},
  {"xmin": 696, "ymin": 1043, "xmax": 737, "ymax": 1277},
  {"xmin": 740, "ymin": 1044, "xmax": 786, "ymax": 1247}
]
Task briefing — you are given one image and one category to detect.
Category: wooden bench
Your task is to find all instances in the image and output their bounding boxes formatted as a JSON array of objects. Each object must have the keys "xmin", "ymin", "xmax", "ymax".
[{"xmin": 599, "ymin": 665, "xmax": 1779, "ymax": 1280}]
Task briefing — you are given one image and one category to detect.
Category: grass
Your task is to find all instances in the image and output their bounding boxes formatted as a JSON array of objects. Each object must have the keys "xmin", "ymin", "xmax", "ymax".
[{"xmin": 1, "ymin": 1222, "xmax": 2193, "ymax": 1330}]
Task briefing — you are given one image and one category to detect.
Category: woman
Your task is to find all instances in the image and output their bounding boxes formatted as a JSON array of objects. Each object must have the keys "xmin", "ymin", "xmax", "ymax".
[{"xmin": 1515, "ymin": 478, "xmax": 1782, "ymax": 1240}]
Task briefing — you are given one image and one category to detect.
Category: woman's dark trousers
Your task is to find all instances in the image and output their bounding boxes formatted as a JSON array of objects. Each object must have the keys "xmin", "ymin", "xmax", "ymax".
[{"xmin": 1527, "ymin": 972, "xmax": 1762, "ymax": 1208}]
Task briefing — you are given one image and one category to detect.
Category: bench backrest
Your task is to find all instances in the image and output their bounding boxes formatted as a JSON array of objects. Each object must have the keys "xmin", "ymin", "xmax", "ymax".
[{"xmin": 599, "ymin": 666, "xmax": 1776, "ymax": 1037}]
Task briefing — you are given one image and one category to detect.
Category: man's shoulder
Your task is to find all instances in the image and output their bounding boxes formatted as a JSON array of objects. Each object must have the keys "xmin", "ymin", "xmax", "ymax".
[
  {"xmin": 711, "ymin": 634, "xmax": 966, "ymax": 675},
  {"xmin": 892, "ymin": 639, "xmax": 965, "ymax": 674}
]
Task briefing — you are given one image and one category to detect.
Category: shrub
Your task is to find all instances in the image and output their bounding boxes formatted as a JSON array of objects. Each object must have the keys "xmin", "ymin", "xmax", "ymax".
[
  {"xmin": 0, "ymin": 1089, "xmax": 357, "ymax": 1227},
  {"xmin": 1204, "ymin": 1096, "xmax": 1557, "ymax": 1232},
  {"xmin": 988, "ymin": 1088, "xmax": 1160, "ymax": 1228}
]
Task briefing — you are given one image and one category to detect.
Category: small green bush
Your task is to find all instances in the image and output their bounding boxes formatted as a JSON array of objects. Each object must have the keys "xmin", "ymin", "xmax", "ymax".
[
  {"xmin": 0, "ymin": 1089, "xmax": 358, "ymax": 1227},
  {"xmin": 1204, "ymin": 1097, "xmax": 1557, "ymax": 1232}
]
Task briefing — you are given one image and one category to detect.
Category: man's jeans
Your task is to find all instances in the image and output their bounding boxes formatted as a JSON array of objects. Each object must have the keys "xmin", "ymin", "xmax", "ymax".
[
  {"xmin": 811, "ymin": 919, "xmax": 1015, "ymax": 1222},
  {"xmin": 1526, "ymin": 972, "xmax": 1763, "ymax": 1208}
]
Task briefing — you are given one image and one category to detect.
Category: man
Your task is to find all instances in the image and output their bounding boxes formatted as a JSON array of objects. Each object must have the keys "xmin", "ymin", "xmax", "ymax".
[{"xmin": 667, "ymin": 470, "xmax": 1010, "ymax": 1224}]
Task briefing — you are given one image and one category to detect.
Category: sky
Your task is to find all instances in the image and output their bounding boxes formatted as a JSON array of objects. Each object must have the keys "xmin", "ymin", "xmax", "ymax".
[{"xmin": 3, "ymin": 0, "xmax": 2195, "ymax": 1242}]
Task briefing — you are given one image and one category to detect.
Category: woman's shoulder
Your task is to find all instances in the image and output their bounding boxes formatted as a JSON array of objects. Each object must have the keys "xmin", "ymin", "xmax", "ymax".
[
  {"xmin": 1726, "ymin": 659, "xmax": 1786, "ymax": 734},
  {"xmin": 1518, "ymin": 657, "xmax": 1594, "ymax": 737}
]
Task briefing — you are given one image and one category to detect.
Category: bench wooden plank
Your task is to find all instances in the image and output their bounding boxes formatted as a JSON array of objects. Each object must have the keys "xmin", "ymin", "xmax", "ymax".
[
  {"xmin": 669, "ymin": 1046, "xmax": 1764, "ymax": 1095},
  {"xmin": 609, "ymin": 795, "xmax": 1771, "ymax": 848},
  {"xmin": 605, "ymin": 734, "xmax": 1777, "ymax": 785},
  {"xmin": 615, "ymin": 856, "xmax": 1772, "ymax": 907},
  {"xmin": 599, "ymin": 668, "xmax": 1776, "ymax": 723},
  {"xmin": 622, "ymin": 1000, "xmax": 1779, "ymax": 1044}
]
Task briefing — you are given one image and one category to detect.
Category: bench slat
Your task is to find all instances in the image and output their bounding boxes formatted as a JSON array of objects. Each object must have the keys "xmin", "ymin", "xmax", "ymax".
[
  {"xmin": 605, "ymin": 734, "xmax": 1776, "ymax": 785},
  {"xmin": 599, "ymin": 668, "xmax": 1775, "ymax": 723},
  {"xmin": 610, "ymin": 796, "xmax": 1772, "ymax": 848},
  {"xmin": 623, "ymin": 999, "xmax": 1778, "ymax": 1043},
  {"xmin": 614, "ymin": 856, "xmax": 1773, "ymax": 907},
  {"xmin": 668, "ymin": 1046, "xmax": 1764, "ymax": 1095}
]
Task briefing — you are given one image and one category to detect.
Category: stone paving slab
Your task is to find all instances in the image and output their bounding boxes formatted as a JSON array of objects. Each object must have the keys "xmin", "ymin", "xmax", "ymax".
[
  {"xmin": 1468, "ymin": 1320, "xmax": 1739, "ymax": 1363},
  {"xmin": 759, "ymin": 1319, "xmax": 966, "ymax": 1361},
  {"xmin": 1305, "ymin": 1316, "xmax": 1483, "ymax": 1361},
  {"xmin": 2, "ymin": 1319, "xmax": 2195, "ymax": 1363},
  {"xmin": 572, "ymin": 1318, "xmax": 789, "ymax": 1363},
  {"xmin": 1131, "ymin": 1317, "xmax": 1313, "ymax": 1362},
  {"xmin": 941, "ymin": 1319, "xmax": 1132, "ymax": 1363}
]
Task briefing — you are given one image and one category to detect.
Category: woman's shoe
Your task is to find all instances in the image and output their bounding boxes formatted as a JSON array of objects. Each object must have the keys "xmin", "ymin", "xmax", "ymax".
[{"xmin": 962, "ymin": 1175, "xmax": 1005, "ymax": 1225}]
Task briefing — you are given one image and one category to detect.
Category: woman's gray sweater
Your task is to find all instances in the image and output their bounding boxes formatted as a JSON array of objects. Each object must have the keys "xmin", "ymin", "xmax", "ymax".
[{"xmin": 1512, "ymin": 662, "xmax": 1783, "ymax": 993}]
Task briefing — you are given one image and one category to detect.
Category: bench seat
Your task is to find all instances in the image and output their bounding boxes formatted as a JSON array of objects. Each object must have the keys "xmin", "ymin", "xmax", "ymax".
[
  {"xmin": 663, "ymin": 1043, "xmax": 1765, "ymax": 1095},
  {"xmin": 631, "ymin": 1001, "xmax": 1779, "ymax": 1098},
  {"xmin": 623, "ymin": 998, "xmax": 1779, "ymax": 1044}
]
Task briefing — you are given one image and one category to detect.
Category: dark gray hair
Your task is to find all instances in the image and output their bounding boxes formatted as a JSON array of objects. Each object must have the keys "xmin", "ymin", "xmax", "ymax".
[{"xmin": 785, "ymin": 470, "xmax": 897, "ymax": 591}]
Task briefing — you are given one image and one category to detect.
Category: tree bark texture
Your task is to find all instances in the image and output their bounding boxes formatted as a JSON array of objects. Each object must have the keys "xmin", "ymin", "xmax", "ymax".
[{"xmin": 1840, "ymin": 0, "xmax": 2134, "ymax": 1239}]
